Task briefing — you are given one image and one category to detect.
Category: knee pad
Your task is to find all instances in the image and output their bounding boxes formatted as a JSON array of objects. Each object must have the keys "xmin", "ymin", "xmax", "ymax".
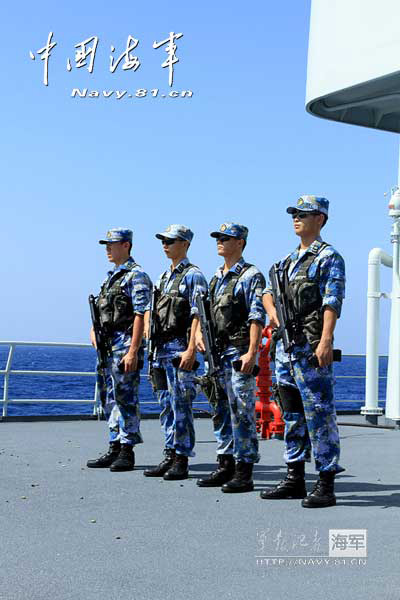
[{"xmin": 277, "ymin": 385, "xmax": 304, "ymax": 413}]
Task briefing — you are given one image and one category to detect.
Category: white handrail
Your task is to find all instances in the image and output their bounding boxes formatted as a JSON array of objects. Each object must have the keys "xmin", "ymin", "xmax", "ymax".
[
  {"xmin": 0, "ymin": 341, "xmax": 210, "ymax": 418},
  {"xmin": 0, "ymin": 341, "xmax": 98, "ymax": 417},
  {"xmin": 0, "ymin": 341, "xmax": 387, "ymax": 419}
]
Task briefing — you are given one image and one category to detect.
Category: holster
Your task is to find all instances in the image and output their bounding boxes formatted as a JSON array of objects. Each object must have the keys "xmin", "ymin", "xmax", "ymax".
[
  {"xmin": 151, "ymin": 367, "xmax": 168, "ymax": 391},
  {"xmin": 196, "ymin": 375, "xmax": 227, "ymax": 410},
  {"xmin": 277, "ymin": 385, "xmax": 304, "ymax": 414}
]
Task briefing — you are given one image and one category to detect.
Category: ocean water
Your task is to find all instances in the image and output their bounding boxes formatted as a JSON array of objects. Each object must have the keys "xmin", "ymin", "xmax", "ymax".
[{"xmin": 0, "ymin": 345, "xmax": 388, "ymax": 416}]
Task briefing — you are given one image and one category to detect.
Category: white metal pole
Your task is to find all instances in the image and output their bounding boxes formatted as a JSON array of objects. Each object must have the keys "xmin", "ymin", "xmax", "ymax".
[
  {"xmin": 386, "ymin": 154, "xmax": 400, "ymax": 426},
  {"xmin": 386, "ymin": 220, "xmax": 400, "ymax": 424},
  {"xmin": 2, "ymin": 344, "xmax": 15, "ymax": 418},
  {"xmin": 363, "ymin": 249, "xmax": 391, "ymax": 423}
]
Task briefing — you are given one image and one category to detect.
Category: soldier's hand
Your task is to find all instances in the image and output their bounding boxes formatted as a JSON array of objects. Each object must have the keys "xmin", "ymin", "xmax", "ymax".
[
  {"xmin": 195, "ymin": 330, "xmax": 206, "ymax": 353},
  {"xmin": 268, "ymin": 309, "xmax": 280, "ymax": 330},
  {"xmin": 179, "ymin": 348, "xmax": 196, "ymax": 371},
  {"xmin": 314, "ymin": 339, "xmax": 333, "ymax": 368},
  {"xmin": 239, "ymin": 351, "xmax": 257, "ymax": 375},
  {"xmin": 120, "ymin": 351, "xmax": 138, "ymax": 373}
]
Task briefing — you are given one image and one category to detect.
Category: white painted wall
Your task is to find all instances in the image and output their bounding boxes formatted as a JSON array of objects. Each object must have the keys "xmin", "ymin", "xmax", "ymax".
[{"xmin": 306, "ymin": 0, "xmax": 400, "ymax": 105}]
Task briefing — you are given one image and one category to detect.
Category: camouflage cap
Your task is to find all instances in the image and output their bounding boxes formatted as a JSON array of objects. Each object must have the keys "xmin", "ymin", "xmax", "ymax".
[
  {"xmin": 155, "ymin": 224, "xmax": 194, "ymax": 243},
  {"xmin": 99, "ymin": 228, "xmax": 133, "ymax": 244},
  {"xmin": 286, "ymin": 196, "xmax": 329, "ymax": 217},
  {"xmin": 210, "ymin": 223, "xmax": 249, "ymax": 240}
]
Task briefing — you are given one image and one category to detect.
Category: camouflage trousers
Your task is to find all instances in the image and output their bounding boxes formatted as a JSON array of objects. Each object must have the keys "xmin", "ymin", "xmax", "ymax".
[
  {"xmin": 275, "ymin": 339, "xmax": 344, "ymax": 473},
  {"xmin": 97, "ymin": 347, "xmax": 143, "ymax": 446},
  {"xmin": 158, "ymin": 390, "xmax": 174, "ymax": 450},
  {"xmin": 154, "ymin": 353, "xmax": 197, "ymax": 457},
  {"xmin": 211, "ymin": 349, "xmax": 259, "ymax": 464}
]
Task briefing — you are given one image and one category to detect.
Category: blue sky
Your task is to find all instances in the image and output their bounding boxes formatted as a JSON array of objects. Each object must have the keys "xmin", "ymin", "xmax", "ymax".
[{"xmin": 2, "ymin": 0, "xmax": 399, "ymax": 352}]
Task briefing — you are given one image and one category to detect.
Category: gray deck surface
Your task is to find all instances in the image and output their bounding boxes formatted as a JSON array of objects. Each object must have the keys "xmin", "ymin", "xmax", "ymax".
[{"xmin": 0, "ymin": 418, "xmax": 399, "ymax": 600}]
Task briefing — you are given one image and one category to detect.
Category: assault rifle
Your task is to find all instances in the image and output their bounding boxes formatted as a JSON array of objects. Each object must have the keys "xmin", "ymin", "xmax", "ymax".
[
  {"xmin": 147, "ymin": 286, "xmax": 159, "ymax": 376},
  {"xmin": 89, "ymin": 295, "xmax": 144, "ymax": 382},
  {"xmin": 195, "ymin": 293, "xmax": 221, "ymax": 377},
  {"xmin": 269, "ymin": 263, "xmax": 297, "ymax": 354},
  {"xmin": 196, "ymin": 291, "xmax": 260, "ymax": 376},
  {"xmin": 88, "ymin": 294, "xmax": 112, "ymax": 373},
  {"xmin": 195, "ymin": 292, "xmax": 225, "ymax": 400},
  {"xmin": 268, "ymin": 263, "xmax": 341, "ymax": 365}
]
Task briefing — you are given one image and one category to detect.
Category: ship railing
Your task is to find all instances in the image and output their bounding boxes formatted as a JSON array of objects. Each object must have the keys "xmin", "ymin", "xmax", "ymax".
[
  {"xmin": 0, "ymin": 340, "xmax": 209, "ymax": 419},
  {"xmin": 0, "ymin": 342, "xmax": 387, "ymax": 418},
  {"xmin": 0, "ymin": 341, "xmax": 99, "ymax": 418}
]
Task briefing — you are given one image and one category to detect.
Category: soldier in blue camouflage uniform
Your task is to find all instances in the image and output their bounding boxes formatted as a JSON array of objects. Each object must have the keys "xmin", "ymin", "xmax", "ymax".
[
  {"xmin": 87, "ymin": 228, "xmax": 152, "ymax": 472},
  {"xmin": 260, "ymin": 197, "xmax": 346, "ymax": 508},
  {"xmin": 143, "ymin": 225, "xmax": 208, "ymax": 481},
  {"xmin": 196, "ymin": 223, "xmax": 266, "ymax": 493}
]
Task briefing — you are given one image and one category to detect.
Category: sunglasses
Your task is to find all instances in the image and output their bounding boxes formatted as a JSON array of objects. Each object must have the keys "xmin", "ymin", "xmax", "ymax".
[
  {"xmin": 216, "ymin": 235, "xmax": 235, "ymax": 243},
  {"xmin": 291, "ymin": 211, "xmax": 321, "ymax": 220},
  {"xmin": 161, "ymin": 238, "xmax": 177, "ymax": 246}
]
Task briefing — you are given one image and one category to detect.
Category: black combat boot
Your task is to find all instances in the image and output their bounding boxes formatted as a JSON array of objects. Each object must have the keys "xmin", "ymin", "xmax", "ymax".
[
  {"xmin": 221, "ymin": 461, "xmax": 254, "ymax": 493},
  {"xmin": 143, "ymin": 449, "xmax": 176, "ymax": 477},
  {"xmin": 301, "ymin": 471, "xmax": 336, "ymax": 508},
  {"xmin": 109, "ymin": 444, "xmax": 135, "ymax": 472},
  {"xmin": 86, "ymin": 441, "xmax": 120, "ymax": 468},
  {"xmin": 260, "ymin": 462, "xmax": 307, "ymax": 499},
  {"xmin": 163, "ymin": 454, "xmax": 189, "ymax": 480},
  {"xmin": 197, "ymin": 455, "xmax": 235, "ymax": 487}
]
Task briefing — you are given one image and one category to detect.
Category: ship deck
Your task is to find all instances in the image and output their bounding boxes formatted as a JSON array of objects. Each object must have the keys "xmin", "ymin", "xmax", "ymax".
[{"xmin": 0, "ymin": 416, "xmax": 399, "ymax": 600}]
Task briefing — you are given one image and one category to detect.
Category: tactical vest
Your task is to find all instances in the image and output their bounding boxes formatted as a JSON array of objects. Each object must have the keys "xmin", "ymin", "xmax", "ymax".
[
  {"xmin": 283, "ymin": 242, "xmax": 329, "ymax": 351},
  {"xmin": 97, "ymin": 263, "xmax": 137, "ymax": 334},
  {"xmin": 209, "ymin": 263, "xmax": 252, "ymax": 349},
  {"xmin": 155, "ymin": 264, "xmax": 193, "ymax": 341}
]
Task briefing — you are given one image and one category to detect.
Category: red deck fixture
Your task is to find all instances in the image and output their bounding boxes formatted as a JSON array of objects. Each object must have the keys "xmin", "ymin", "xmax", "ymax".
[{"xmin": 255, "ymin": 326, "xmax": 284, "ymax": 440}]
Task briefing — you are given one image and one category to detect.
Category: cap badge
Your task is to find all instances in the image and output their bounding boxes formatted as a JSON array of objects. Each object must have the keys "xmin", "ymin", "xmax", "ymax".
[{"xmin": 220, "ymin": 224, "xmax": 227, "ymax": 232}]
